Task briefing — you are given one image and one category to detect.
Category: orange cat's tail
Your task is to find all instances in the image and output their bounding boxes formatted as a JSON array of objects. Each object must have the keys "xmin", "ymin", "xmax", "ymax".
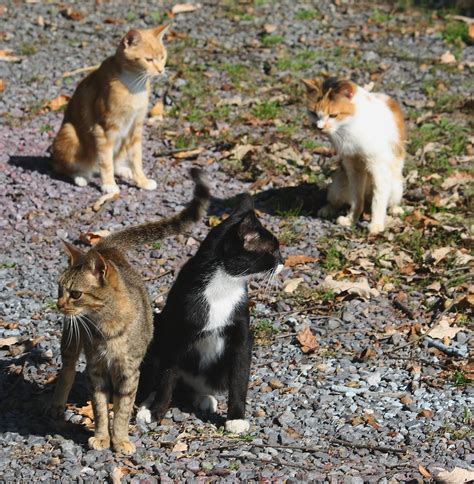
[{"xmin": 96, "ymin": 168, "xmax": 210, "ymax": 252}]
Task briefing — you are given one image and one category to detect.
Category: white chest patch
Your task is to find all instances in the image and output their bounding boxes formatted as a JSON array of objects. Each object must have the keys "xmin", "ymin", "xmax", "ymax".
[
  {"xmin": 203, "ymin": 269, "xmax": 246, "ymax": 332},
  {"xmin": 194, "ymin": 333, "xmax": 225, "ymax": 369}
]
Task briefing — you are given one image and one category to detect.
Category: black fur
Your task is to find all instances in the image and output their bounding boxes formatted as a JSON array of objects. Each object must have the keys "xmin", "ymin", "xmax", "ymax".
[{"xmin": 137, "ymin": 194, "xmax": 282, "ymax": 424}]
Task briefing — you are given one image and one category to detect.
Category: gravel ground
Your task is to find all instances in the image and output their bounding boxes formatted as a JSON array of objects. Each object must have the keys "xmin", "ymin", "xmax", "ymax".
[{"xmin": 0, "ymin": 1, "xmax": 473, "ymax": 481}]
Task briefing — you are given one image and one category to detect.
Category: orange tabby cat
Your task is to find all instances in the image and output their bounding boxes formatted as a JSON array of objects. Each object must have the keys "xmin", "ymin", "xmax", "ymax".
[{"xmin": 52, "ymin": 25, "xmax": 169, "ymax": 193}]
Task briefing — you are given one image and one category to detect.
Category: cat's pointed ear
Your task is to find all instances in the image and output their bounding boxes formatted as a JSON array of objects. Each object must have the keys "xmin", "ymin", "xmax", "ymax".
[
  {"xmin": 89, "ymin": 250, "xmax": 108, "ymax": 280},
  {"xmin": 61, "ymin": 240, "xmax": 84, "ymax": 267},
  {"xmin": 302, "ymin": 78, "xmax": 321, "ymax": 94},
  {"xmin": 237, "ymin": 213, "xmax": 260, "ymax": 249},
  {"xmin": 232, "ymin": 193, "xmax": 254, "ymax": 215},
  {"xmin": 153, "ymin": 23, "xmax": 170, "ymax": 41},
  {"xmin": 122, "ymin": 29, "xmax": 142, "ymax": 48},
  {"xmin": 337, "ymin": 80, "xmax": 355, "ymax": 100}
]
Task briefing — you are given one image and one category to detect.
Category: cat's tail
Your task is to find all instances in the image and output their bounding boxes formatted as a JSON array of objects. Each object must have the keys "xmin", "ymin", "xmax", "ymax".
[{"xmin": 97, "ymin": 168, "xmax": 210, "ymax": 251}]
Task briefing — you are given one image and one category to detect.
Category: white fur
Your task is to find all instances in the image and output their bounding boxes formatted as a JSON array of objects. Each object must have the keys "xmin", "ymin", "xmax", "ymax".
[
  {"xmin": 194, "ymin": 394, "xmax": 218, "ymax": 413},
  {"xmin": 74, "ymin": 175, "xmax": 88, "ymax": 187},
  {"xmin": 194, "ymin": 333, "xmax": 225, "ymax": 369},
  {"xmin": 136, "ymin": 407, "xmax": 152, "ymax": 425},
  {"xmin": 179, "ymin": 371, "xmax": 215, "ymax": 395},
  {"xmin": 101, "ymin": 183, "xmax": 120, "ymax": 194},
  {"xmin": 203, "ymin": 269, "xmax": 246, "ymax": 333},
  {"xmin": 316, "ymin": 87, "xmax": 404, "ymax": 233},
  {"xmin": 225, "ymin": 419, "xmax": 250, "ymax": 434}
]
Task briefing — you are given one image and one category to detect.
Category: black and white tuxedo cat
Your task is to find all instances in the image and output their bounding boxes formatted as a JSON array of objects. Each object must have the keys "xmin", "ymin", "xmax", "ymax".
[{"xmin": 136, "ymin": 194, "xmax": 283, "ymax": 433}]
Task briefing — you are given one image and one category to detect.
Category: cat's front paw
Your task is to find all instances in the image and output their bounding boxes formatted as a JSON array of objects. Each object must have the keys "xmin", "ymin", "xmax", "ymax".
[
  {"xmin": 368, "ymin": 222, "xmax": 384, "ymax": 234},
  {"xmin": 74, "ymin": 176, "xmax": 88, "ymax": 187},
  {"xmin": 390, "ymin": 205, "xmax": 404, "ymax": 216},
  {"xmin": 88, "ymin": 435, "xmax": 111, "ymax": 451},
  {"xmin": 225, "ymin": 419, "xmax": 250, "ymax": 434},
  {"xmin": 101, "ymin": 183, "xmax": 120, "ymax": 194},
  {"xmin": 115, "ymin": 166, "xmax": 133, "ymax": 180},
  {"xmin": 112, "ymin": 439, "xmax": 136, "ymax": 455},
  {"xmin": 136, "ymin": 406, "xmax": 152, "ymax": 425},
  {"xmin": 137, "ymin": 178, "xmax": 157, "ymax": 190},
  {"xmin": 336, "ymin": 215, "xmax": 353, "ymax": 227},
  {"xmin": 194, "ymin": 395, "xmax": 218, "ymax": 413}
]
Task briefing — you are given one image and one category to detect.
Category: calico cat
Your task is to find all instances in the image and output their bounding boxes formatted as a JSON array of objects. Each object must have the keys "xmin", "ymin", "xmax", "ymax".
[
  {"xmin": 302, "ymin": 78, "xmax": 406, "ymax": 234},
  {"xmin": 52, "ymin": 25, "xmax": 169, "ymax": 193},
  {"xmin": 50, "ymin": 169, "xmax": 210, "ymax": 454},
  {"xmin": 136, "ymin": 194, "xmax": 283, "ymax": 434}
]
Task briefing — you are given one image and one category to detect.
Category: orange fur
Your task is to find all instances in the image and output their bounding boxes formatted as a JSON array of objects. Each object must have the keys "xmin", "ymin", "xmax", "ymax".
[{"xmin": 52, "ymin": 25, "xmax": 169, "ymax": 193}]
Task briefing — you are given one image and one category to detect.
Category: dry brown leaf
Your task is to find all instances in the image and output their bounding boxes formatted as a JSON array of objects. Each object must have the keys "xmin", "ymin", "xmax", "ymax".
[
  {"xmin": 173, "ymin": 148, "xmax": 203, "ymax": 159},
  {"xmin": 441, "ymin": 171, "xmax": 473, "ymax": 190},
  {"xmin": 430, "ymin": 247, "xmax": 452, "ymax": 264},
  {"xmin": 0, "ymin": 336, "xmax": 19, "ymax": 348},
  {"xmin": 110, "ymin": 466, "xmax": 126, "ymax": 484},
  {"xmin": 60, "ymin": 8, "xmax": 86, "ymax": 21},
  {"xmin": 104, "ymin": 17, "xmax": 125, "ymax": 25},
  {"xmin": 469, "ymin": 24, "xmax": 474, "ymax": 41},
  {"xmin": 284, "ymin": 255, "xmax": 318, "ymax": 268},
  {"xmin": 263, "ymin": 23, "xmax": 277, "ymax": 34},
  {"xmin": 79, "ymin": 230, "xmax": 111, "ymax": 246},
  {"xmin": 350, "ymin": 415, "xmax": 364, "ymax": 426},
  {"xmin": 0, "ymin": 79, "xmax": 4, "ymax": 92},
  {"xmin": 282, "ymin": 277, "xmax": 303, "ymax": 293},
  {"xmin": 364, "ymin": 413, "xmax": 380, "ymax": 429},
  {"xmin": 207, "ymin": 215, "xmax": 222, "ymax": 228},
  {"xmin": 440, "ymin": 50, "xmax": 456, "ymax": 64},
  {"xmin": 77, "ymin": 401, "xmax": 95, "ymax": 420},
  {"xmin": 92, "ymin": 192, "xmax": 119, "ymax": 213},
  {"xmin": 296, "ymin": 327, "xmax": 318, "ymax": 353},
  {"xmin": 150, "ymin": 99, "xmax": 164, "ymax": 118},
  {"xmin": 172, "ymin": 3, "xmax": 202, "ymax": 14},
  {"xmin": 229, "ymin": 144, "xmax": 255, "ymax": 161},
  {"xmin": 418, "ymin": 465, "xmax": 431, "ymax": 478},
  {"xmin": 320, "ymin": 275, "xmax": 380, "ymax": 299},
  {"xmin": 428, "ymin": 316, "xmax": 462, "ymax": 341},
  {"xmin": 41, "ymin": 95, "xmax": 70, "ymax": 113},
  {"xmin": 418, "ymin": 409, "xmax": 433, "ymax": 418},
  {"xmin": 400, "ymin": 395, "xmax": 413, "ymax": 406},
  {"xmin": 357, "ymin": 347, "xmax": 376, "ymax": 361},
  {"xmin": 172, "ymin": 441, "xmax": 188, "ymax": 453},
  {"xmin": 0, "ymin": 49, "xmax": 20, "ymax": 62},
  {"xmin": 436, "ymin": 467, "xmax": 474, "ymax": 484}
]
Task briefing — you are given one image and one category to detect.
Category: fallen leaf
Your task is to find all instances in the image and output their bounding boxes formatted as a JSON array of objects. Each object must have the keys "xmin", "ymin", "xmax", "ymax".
[
  {"xmin": 430, "ymin": 247, "xmax": 452, "ymax": 264},
  {"xmin": 418, "ymin": 409, "xmax": 433, "ymax": 418},
  {"xmin": 350, "ymin": 415, "xmax": 364, "ymax": 426},
  {"xmin": 228, "ymin": 144, "xmax": 255, "ymax": 161},
  {"xmin": 400, "ymin": 395, "xmax": 413, "ymax": 406},
  {"xmin": 428, "ymin": 316, "xmax": 462, "ymax": 340},
  {"xmin": 364, "ymin": 413, "xmax": 380, "ymax": 429},
  {"xmin": 357, "ymin": 347, "xmax": 376, "ymax": 361},
  {"xmin": 0, "ymin": 336, "xmax": 19, "ymax": 348},
  {"xmin": 172, "ymin": 3, "xmax": 202, "ymax": 14},
  {"xmin": 172, "ymin": 441, "xmax": 188, "ymax": 453},
  {"xmin": 263, "ymin": 23, "xmax": 277, "ymax": 34},
  {"xmin": 77, "ymin": 401, "xmax": 95, "ymax": 420},
  {"xmin": 79, "ymin": 230, "xmax": 111, "ymax": 246},
  {"xmin": 149, "ymin": 99, "xmax": 164, "ymax": 118},
  {"xmin": 440, "ymin": 50, "xmax": 456, "ymax": 64},
  {"xmin": 92, "ymin": 192, "xmax": 119, "ymax": 212},
  {"xmin": 441, "ymin": 171, "xmax": 473, "ymax": 190},
  {"xmin": 104, "ymin": 17, "xmax": 125, "ymax": 25},
  {"xmin": 110, "ymin": 466, "xmax": 125, "ymax": 484},
  {"xmin": 436, "ymin": 467, "xmax": 474, "ymax": 484},
  {"xmin": 60, "ymin": 8, "xmax": 86, "ymax": 21},
  {"xmin": 41, "ymin": 95, "xmax": 70, "ymax": 113},
  {"xmin": 320, "ymin": 275, "xmax": 380, "ymax": 299},
  {"xmin": 296, "ymin": 327, "xmax": 318, "ymax": 353},
  {"xmin": 0, "ymin": 79, "xmax": 4, "ymax": 92},
  {"xmin": 418, "ymin": 464, "xmax": 431, "ymax": 478},
  {"xmin": 284, "ymin": 255, "xmax": 318, "ymax": 267},
  {"xmin": 470, "ymin": 24, "xmax": 474, "ymax": 41},
  {"xmin": 0, "ymin": 49, "xmax": 21, "ymax": 62},
  {"xmin": 282, "ymin": 277, "xmax": 304, "ymax": 293},
  {"xmin": 172, "ymin": 148, "xmax": 203, "ymax": 159},
  {"xmin": 208, "ymin": 215, "xmax": 222, "ymax": 228}
]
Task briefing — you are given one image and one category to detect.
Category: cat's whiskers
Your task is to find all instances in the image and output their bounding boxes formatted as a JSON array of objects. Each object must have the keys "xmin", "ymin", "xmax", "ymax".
[
  {"xmin": 80, "ymin": 314, "xmax": 105, "ymax": 339},
  {"xmin": 64, "ymin": 316, "xmax": 73, "ymax": 351},
  {"xmin": 77, "ymin": 315, "xmax": 93, "ymax": 346}
]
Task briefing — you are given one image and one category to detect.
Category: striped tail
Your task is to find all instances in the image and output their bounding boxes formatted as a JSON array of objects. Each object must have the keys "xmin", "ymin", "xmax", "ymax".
[{"xmin": 96, "ymin": 168, "xmax": 210, "ymax": 252}]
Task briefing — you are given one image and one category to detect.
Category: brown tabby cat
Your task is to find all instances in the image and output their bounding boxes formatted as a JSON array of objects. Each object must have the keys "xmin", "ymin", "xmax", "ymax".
[
  {"xmin": 51, "ymin": 25, "xmax": 169, "ymax": 193},
  {"xmin": 50, "ymin": 169, "xmax": 210, "ymax": 454}
]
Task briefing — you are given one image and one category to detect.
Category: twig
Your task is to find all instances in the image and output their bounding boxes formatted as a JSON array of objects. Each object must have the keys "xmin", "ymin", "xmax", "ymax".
[
  {"xmin": 425, "ymin": 337, "xmax": 468, "ymax": 358},
  {"xmin": 62, "ymin": 64, "xmax": 100, "ymax": 78},
  {"xmin": 275, "ymin": 332, "xmax": 297, "ymax": 339},
  {"xmin": 268, "ymin": 305, "xmax": 325, "ymax": 318},
  {"xmin": 393, "ymin": 299, "xmax": 415, "ymax": 320},
  {"xmin": 383, "ymin": 333, "xmax": 427, "ymax": 356},
  {"xmin": 390, "ymin": 355, "xmax": 448, "ymax": 369},
  {"xmin": 155, "ymin": 270, "xmax": 173, "ymax": 280},
  {"xmin": 330, "ymin": 438, "xmax": 406, "ymax": 455},
  {"xmin": 223, "ymin": 453, "xmax": 313, "ymax": 471},
  {"xmin": 446, "ymin": 14, "xmax": 474, "ymax": 24}
]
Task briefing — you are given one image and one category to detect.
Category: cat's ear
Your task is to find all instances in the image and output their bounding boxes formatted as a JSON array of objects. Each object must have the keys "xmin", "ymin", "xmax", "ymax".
[
  {"xmin": 232, "ymin": 193, "xmax": 254, "ymax": 216},
  {"xmin": 336, "ymin": 80, "xmax": 355, "ymax": 100},
  {"xmin": 153, "ymin": 23, "xmax": 170, "ymax": 42},
  {"xmin": 302, "ymin": 78, "xmax": 321, "ymax": 94},
  {"xmin": 89, "ymin": 251, "xmax": 108, "ymax": 280},
  {"xmin": 122, "ymin": 29, "xmax": 142, "ymax": 48},
  {"xmin": 61, "ymin": 240, "xmax": 84, "ymax": 267},
  {"xmin": 237, "ymin": 214, "xmax": 261, "ymax": 250}
]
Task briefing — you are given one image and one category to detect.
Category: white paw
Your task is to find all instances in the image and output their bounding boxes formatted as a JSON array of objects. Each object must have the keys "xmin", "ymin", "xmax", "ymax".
[
  {"xmin": 194, "ymin": 395, "xmax": 218, "ymax": 413},
  {"xmin": 336, "ymin": 215, "xmax": 352, "ymax": 227},
  {"xmin": 101, "ymin": 183, "xmax": 120, "ymax": 194},
  {"xmin": 136, "ymin": 407, "xmax": 152, "ymax": 425},
  {"xmin": 275, "ymin": 263, "xmax": 284, "ymax": 275},
  {"xmin": 368, "ymin": 222, "xmax": 384, "ymax": 234},
  {"xmin": 225, "ymin": 419, "xmax": 250, "ymax": 434},
  {"xmin": 390, "ymin": 205, "xmax": 404, "ymax": 216},
  {"xmin": 140, "ymin": 179, "xmax": 157, "ymax": 190},
  {"xmin": 74, "ymin": 176, "xmax": 88, "ymax": 187},
  {"xmin": 115, "ymin": 166, "xmax": 133, "ymax": 179}
]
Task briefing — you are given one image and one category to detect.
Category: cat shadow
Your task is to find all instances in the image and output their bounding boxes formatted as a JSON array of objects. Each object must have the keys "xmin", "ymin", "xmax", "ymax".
[
  {"xmin": 9, "ymin": 155, "xmax": 57, "ymax": 177},
  {"xmin": 213, "ymin": 183, "xmax": 327, "ymax": 218},
  {"xmin": 0, "ymin": 356, "xmax": 90, "ymax": 444}
]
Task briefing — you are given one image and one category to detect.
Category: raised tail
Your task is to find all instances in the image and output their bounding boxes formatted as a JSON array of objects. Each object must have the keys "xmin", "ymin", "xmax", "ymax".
[{"xmin": 96, "ymin": 168, "xmax": 210, "ymax": 252}]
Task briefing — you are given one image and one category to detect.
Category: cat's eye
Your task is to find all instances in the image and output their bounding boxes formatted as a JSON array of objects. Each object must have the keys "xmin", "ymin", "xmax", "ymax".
[
  {"xmin": 329, "ymin": 113, "xmax": 338, "ymax": 118},
  {"xmin": 70, "ymin": 290, "xmax": 82, "ymax": 299},
  {"xmin": 145, "ymin": 57, "xmax": 154, "ymax": 62}
]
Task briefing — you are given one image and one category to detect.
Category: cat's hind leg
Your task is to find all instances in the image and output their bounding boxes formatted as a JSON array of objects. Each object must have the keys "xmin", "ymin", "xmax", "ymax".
[
  {"xmin": 318, "ymin": 166, "xmax": 350, "ymax": 218},
  {"xmin": 388, "ymin": 173, "xmax": 404, "ymax": 216},
  {"xmin": 368, "ymin": 164, "xmax": 391, "ymax": 234},
  {"xmin": 128, "ymin": 123, "xmax": 157, "ymax": 190},
  {"xmin": 337, "ymin": 158, "xmax": 367, "ymax": 227}
]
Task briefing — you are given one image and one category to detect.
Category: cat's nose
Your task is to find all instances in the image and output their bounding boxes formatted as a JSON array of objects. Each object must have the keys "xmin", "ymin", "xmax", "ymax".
[{"xmin": 57, "ymin": 298, "xmax": 67, "ymax": 311}]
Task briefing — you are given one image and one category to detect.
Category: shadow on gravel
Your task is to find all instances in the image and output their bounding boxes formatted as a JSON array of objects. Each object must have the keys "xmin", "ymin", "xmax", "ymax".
[
  {"xmin": 215, "ymin": 183, "xmax": 327, "ymax": 218},
  {"xmin": 8, "ymin": 155, "xmax": 74, "ymax": 184},
  {"xmin": 0, "ymin": 358, "xmax": 90, "ymax": 444}
]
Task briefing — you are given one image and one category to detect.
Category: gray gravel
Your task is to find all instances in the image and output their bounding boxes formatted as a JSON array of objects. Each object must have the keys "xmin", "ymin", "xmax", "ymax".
[{"xmin": 1, "ymin": 0, "xmax": 473, "ymax": 481}]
